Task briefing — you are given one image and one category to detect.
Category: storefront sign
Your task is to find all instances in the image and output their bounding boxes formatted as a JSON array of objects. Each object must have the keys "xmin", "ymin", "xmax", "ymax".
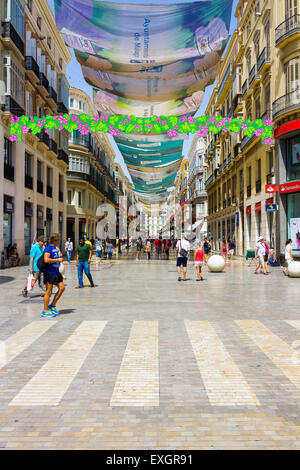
[
  {"xmin": 246, "ymin": 205, "xmax": 252, "ymax": 215},
  {"xmin": 265, "ymin": 204, "xmax": 278, "ymax": 212},
  {"xmin": 265, "ymin": 184, "xmax": 278, "ymax": 193},
  {"xmin": 279, "ymin": 180, "xmax": 300, "ymax": 194},
  {"xmin": 255, "ymin": 202, "xmax": 262, "ymax": 212},
  {"xmin": 266, "ymin": 198, "xmax": 274, "ymax": 204},
  {"xmin": 235, "ymin": 211, "xmax": 239, "ymax": 227}
]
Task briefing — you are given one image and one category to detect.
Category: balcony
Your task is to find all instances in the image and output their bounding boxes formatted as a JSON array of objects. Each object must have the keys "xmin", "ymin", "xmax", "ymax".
[
  {"xmin": 272, "ymin": 89, "xmax": 300, "ymax": 120},
  {"xmin": 217, "ymin": 64, "xmax": 232, "ymax": 101},
  {"xmin": 275, "ymin": 14, "xmax": 300, "ymax": 48},
  {"xmin": 227, "ymin": 153, "xmax": 232, "ymax": 165},
  {"xmin": 4, "ymin": 163, "xmax": 14, "ymax": 182},
  {"xmin": 25, "ymin": 56, "xmax": 40, "ymax": 83},
  {"xmin": 70, "ymin": 135, "xmax": 90, "ymax": 149},
  {"xmin": 241, "ymin": 134, "xmax": 258, "ymax": 151},
  {"xmin": 37, "ymin": 180, "xmax": 44, "ymax": 194},
  {"xmin": 47, "ymin": 185, "xmax": 53, "ymax": 198},
  {"xmin": 233, "ymin": 144, "xmax": 242, "ymax": 159},
  {"xmin": 205, "ymin": 174, "xmax": 214, "ymax": 188},
  {"xmin": 256, "ymin": 179, "xmax": 261, "ymax": 194},
  {"xmin": 232, "ymin": 195, "xmax": 236, "ymax": 205},
  {"xmin": 25, "ymin": 174, "xmax": 33, "ymax": 190},
  {"xmin": 247, "ymin": 185, "xmax": 251, "ymax": 198},
  {"xmin": 240, "ymin": 191, "xmax": 244, "ymax": 201},
  {"xmin": 38, "ymin": 130, "xmax": 49, "ymax": 148},
  {"xmin": 37, "ymin": 72, "xmax": 49, "ymax": 95},
  {"xmin": 47, "ymin": 87, "xmax": 57, "ymax": 107},
  {"xmin": 249, "ymin": 64, "xmax": 260, "ymax": 88},
  {"xmin": 48, "ymin": 138, "xmax": 57, "ymax": 155},
  {"xmin": 257, "ymin": 47, "xmax": 271, "ymax": 74},
  {"xmin": 242, "ymin": 79, "xmax": 249, "ymax": 98},
  {"xmin": 1, "ymin": 96, "xmax": 24, "ymax": 116},
  {"xmin": 2, "ymin": 22, "xmax": 24, "ymax": 56},
  {"xmin": 58, "ymin": 149, "xmax": 69, "ymax": 165},
  {"xmin": 232, "ymin": 95, "xmax": 243, "ymax": 114}
]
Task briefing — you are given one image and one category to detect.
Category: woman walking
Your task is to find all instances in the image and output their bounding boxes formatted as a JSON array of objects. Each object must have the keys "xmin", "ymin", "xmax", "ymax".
[
  {"xmin": 202, "ymin": 237, "xmax": 211, "ymax": 264},
  {"xmin": 264, "ymin": 240, "xmax": 270, "ymax": 274},
  {"xmin": 136, "ymin": 237, "xmax": 143, "ymax": 261},
  {"xmin": 146, "ymin": 239, "xmax": 151, "ymax": 261},
  {"xmin": 228, "ymin": 238, "xmax": 235, "ymax": 261},
  {"xmin": 221, "ymin": 237, "xmax": 228, "ymax": 260},
  {"xmin": 283, "ymin": 239, "xmax": 293, "ymax": 276},
  {"xmin": 193, "ymin": 243, "xmax": 204, "ymax": 281}
]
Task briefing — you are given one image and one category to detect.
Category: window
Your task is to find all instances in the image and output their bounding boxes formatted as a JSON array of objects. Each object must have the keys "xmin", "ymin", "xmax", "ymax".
[
  {"xmin": 3, "ymin": 0, "xmax": 25, "ymax": 40},
  {"xmin": 264, "ymin": 20, "xmax": 270, "ymax": 48},
  {"xmin": 67, "ymin": 190, "xmax": 73, "ymax": 205},
  {"xmin": 285, "ymin": 58, "xmax": 299, "ymax": 93},
  {"xmin": 287, "ymin": 136, "xmax": 300, "ymax": 181},
  {"xmin": 255, "ymin": 96, "xmax": 261, "ymax": 119},
  {"xmin": 26, "ymin": 90, "xmax": 32, "ymax": 116},
  {"xmin": 2, "ymin": 54, "xmax": 25, "ymax": 107},
  {"xmin": 70, "ymin": 98, "xmax": 74, "ymax": 107},
  {"xmin": 37, "ymin": 16, "xmax": 41, "ymax": 30},
  {"xmin": 47, "ymin": 37, "xmax": 51, "ymax": 49},
  {"xmin": 37, "ymin": 160, "xmax": 43, "ymax": 180},
  {"xmin": 286, "ymin": 0, "xmax": 298, "ymax": 18},
  {"xmin": 59, "ymin": 58, "xmax": 62, "ymax": 70},
  {"xmin": 79, "ymin": 101, "xmax": 82, "ymax": 110},
  {"xmin": 47, "ymin": 167, "xmax": 52, "ymax": 186},
  {"xmin": 25, "ymin": 152, "xmax": 32, "ymax": 175},
  {"xmin": 4, "ymin": 138, "xmax": 13, "ymax": 166},
  {"xmin": 254, "ymin": 35, "xmax": 260, "ymax": 61},
  {"xmin": 264, "ymin": 83, "xmax": 270, "ymax": 113},
  {"xmin": 78, "ymin": 191, "xmax": 82, "ymax": 206},
  {"xmin": 27, "ymin": 0, "xmax": 32, "ymax": 12}
]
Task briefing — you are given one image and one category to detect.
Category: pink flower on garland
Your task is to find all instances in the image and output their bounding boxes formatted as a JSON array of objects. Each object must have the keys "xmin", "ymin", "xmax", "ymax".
[{"xmin": 167, "ymin": 129, "xmax": 178, "ymax": 137}]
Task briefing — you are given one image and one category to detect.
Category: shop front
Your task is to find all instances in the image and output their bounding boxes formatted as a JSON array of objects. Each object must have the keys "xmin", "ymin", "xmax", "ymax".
[
  {"xmin": 24, "ymin": 202, "xmax": 33, "ymax": 255},
  {"xmin": 275, "ymin": 120, "xmax": 300, "ymax": 259},
  {"xmin": 3, "ymin": 196, "xmax": 14, "ymax": 250}
]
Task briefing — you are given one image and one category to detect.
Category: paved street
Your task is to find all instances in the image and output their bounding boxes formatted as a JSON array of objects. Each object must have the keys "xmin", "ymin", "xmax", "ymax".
[{"xmin": 0, "ymin": 259, "xmax": 300, "ymax": 449}]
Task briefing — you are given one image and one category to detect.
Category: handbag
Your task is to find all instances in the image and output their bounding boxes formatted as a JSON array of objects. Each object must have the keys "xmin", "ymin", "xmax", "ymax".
[{"xmin": 179, "ymin": 241, "xmax": 188, "ymax": 258}]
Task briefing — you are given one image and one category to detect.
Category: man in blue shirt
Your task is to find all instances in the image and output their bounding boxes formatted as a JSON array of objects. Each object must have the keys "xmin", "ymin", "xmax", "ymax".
[
  {"xmin": 22, "ymin": 236, "xmax": 45, "ymax": 297},
  {"xmin": 42, "ymin": 233, "xmax": 65, "ymax": 317}
]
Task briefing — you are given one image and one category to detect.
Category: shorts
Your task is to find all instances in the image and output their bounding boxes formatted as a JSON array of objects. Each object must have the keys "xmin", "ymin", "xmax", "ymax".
[
  {"xmin": 108, "ymin": 252, "xmax": 112, "ymax": 260},
  {"xmin": 229, "ymin": 249, "xmax": 234, "ymax": 255},
  {"xmin": 195, "ymin": 261, "xmax": 203, "ymax": 267},
  {"xmin": 258, "ymin": 255, "xmax": 264, "ymax": 266},
  {"xmin": 176, "ymin": 257, "xmax": 187, "ymax": 268},
  {"xmin": 264, "ymin": 254, "xmax": 269, "ymax": 262},
  {"xmin": 44, "ymin": 272, "xmax": 63, "ymax": 286},
  {"xmin": 96, "ymin": 251, "xmax": 102, "ymax": 258},
  {"xmin": 204, "ymin": 248, "xmax": 210, "ymax": 255}
]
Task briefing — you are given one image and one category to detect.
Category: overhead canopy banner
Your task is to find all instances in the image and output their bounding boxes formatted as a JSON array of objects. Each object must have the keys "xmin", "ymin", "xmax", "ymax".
[{"xmin": 54, "ymin": 0, "xmax": 232, "ymax": 202}]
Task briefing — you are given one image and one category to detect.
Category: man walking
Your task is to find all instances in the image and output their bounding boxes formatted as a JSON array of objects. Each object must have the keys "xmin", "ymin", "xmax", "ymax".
[
  {"xmin": 254, "ymin": 236, "xmax": 267, "ymax": 275},
  {"xmin": 42, "ymin": 233, "xmax": 65, "ymax": 317},
  {"xmin": 65, "ymin": 237, "xmax": 73, "ymax": 264},
  {"xmin": 176, "ymin": 234, "xmax": 191, "ymax": 281},
  {"xmin": 22, "ymin": 236, "xmax": 45, "ymax": 297},
  {"xmin": 76, "ymin": 238, "xmax": 94, "ymax": 288}
]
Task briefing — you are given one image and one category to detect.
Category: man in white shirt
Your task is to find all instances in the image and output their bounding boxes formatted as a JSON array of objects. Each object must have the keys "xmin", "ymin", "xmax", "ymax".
[
  {"xmin": 65, "ymin": 238, "xmax": 73, "ymax": 264},
  {"xmin": 254, "ymin": 236, "xmax": 267, "ymax": 274},
  {"xmin": 176, "ymin": 234, "xmax": 191, "ymax": 281}
]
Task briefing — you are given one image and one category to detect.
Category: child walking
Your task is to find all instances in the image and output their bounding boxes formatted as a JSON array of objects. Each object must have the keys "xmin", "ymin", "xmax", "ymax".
[{"xmin": 193, "ymin": 243, "xmax": 204, "ymax": 281}]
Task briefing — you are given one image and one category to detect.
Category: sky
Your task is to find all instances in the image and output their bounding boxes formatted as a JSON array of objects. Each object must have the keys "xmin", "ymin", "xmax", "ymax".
[{"xmin": 48, "ymin": 0, "xmax": 239, "ymax": 181}]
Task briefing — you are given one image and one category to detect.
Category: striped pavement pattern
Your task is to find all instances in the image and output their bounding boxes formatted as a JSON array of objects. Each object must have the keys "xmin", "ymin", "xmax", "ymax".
[
  {"xmin": 236, "ymin": 320, "xmax": 300, "ymax": 391},
  {"xmin": 110, "ymin": 321, "xmax": 159, "ymax": 407},
  {"xmin": 9, "ymin": 321, "xmax": 107, "ymax": 406},
  {"xmin": 0, "ymin": 319, "xmax": 299, "ymax": 407},
  {"xmin": 185, "ymin": 320, "xmax": 260, "ymax": 406},
  {"xmin": 0, "ymin": 321, "xmax": 57, "ymax": 370}
]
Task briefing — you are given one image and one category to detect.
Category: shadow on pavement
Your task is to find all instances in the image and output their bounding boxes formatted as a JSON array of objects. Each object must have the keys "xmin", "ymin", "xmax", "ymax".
[{"xmin": 0, "ymin": 276, "xmax": 15, "ymax": 284}]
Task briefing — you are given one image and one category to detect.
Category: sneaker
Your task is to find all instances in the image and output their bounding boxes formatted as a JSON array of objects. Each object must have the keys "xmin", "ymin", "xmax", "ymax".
[
  {"xmin": 90, "ymin": 282, "xmax": 95, "ymax": 287},
  {"xmin": 48, "ymin": 306, "xmax": 60, "ymax": 315},
  {"xmin": 178, "ymin": 277, "xmax": 181, "ymax": 281},
  {"xmin": 22, "ymin": 289, "xmax": 28, "ymax": 298},
  {"xmin": 41, "ymin": 309, "xmax": 56, "ymax": 318}
]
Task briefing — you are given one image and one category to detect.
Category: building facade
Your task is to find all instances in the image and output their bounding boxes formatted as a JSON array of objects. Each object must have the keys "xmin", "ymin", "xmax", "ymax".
[
  {"xmin": 66, "ymin": 87, "xmax": 118, "ymax": 248},
  {"xmin": 187, "ymin": 135, "xmax": 208, "ymax": 241},
  {"xmin": 205, "ymin": 2, "xmax": 277, "ymax": 255},
  {"xmin": 1, "ymin": 0, "xmax": 71, "ymax": 263},
  {"xmin": 272, "ymin": 0, "xmax": 300, "ymax": 260}
]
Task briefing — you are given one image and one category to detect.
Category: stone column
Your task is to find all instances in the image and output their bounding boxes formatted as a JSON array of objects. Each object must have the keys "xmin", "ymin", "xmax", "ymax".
[
  {"xmin": 0, "ymin": 124, "xmax": 4, "ymax": 255},
  {"xmin": 52, "ymin": 166, "xmax": 59, "ymax": 233},
  {"xmin": 14, "ymin": 141, "xmax": 25, "ymax": 262}
]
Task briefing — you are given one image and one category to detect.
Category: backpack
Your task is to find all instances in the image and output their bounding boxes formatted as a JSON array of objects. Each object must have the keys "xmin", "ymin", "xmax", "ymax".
[
  {"xmin": 179, "ymin": 241, "xmax": 188, "ymax": 258},
  {"xmin": 37, "ymin": 253, "xmax": 47, "ymax": 272}
]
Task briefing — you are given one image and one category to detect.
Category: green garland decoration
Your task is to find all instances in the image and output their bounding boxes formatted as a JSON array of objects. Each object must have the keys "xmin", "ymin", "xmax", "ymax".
[{"xmin": 9, "ymin": 114, "xmax": 274, "ymax": 145}]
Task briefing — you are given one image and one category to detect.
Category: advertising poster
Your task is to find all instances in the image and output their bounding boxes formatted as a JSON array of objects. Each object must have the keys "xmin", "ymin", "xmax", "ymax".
[{"xmin": 290, "ymin": 218, "xmax": 300, "ymax": 251}]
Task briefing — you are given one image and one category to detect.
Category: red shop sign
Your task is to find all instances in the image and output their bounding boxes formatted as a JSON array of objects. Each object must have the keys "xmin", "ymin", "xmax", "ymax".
[
  {"xmin": 266, "ymin": 198, "xmax": 274, "ymax": 204},
  {"xmin": 265, "ymin": 184, "xmax": 278, "ymax": 193},
  {"xmin": 246, "ymin": 205, "xmax": 252, "ymax": 215},
  {"xmin": 255, "ymin": 202, "xmax": 262, "ymax": 212},
  {"xmin": 279, "ymin": 180, "xmax": 300, "ymax": 194}
]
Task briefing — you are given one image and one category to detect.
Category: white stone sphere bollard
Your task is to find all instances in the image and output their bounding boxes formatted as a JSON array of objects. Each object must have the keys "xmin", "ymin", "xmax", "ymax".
[
  {"xmin": 207, "ymin": 255, "xmax": 226, "ymax": 272},
  {"xmin": 288, "ymin": 261, "xmax": 300, "ymax": 278}
]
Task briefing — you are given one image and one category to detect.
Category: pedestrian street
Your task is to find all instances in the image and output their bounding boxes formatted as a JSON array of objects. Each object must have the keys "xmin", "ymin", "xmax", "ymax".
[{"xmin": 0, "ymin": 260, "xmax": 300, "ymax": 449}]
